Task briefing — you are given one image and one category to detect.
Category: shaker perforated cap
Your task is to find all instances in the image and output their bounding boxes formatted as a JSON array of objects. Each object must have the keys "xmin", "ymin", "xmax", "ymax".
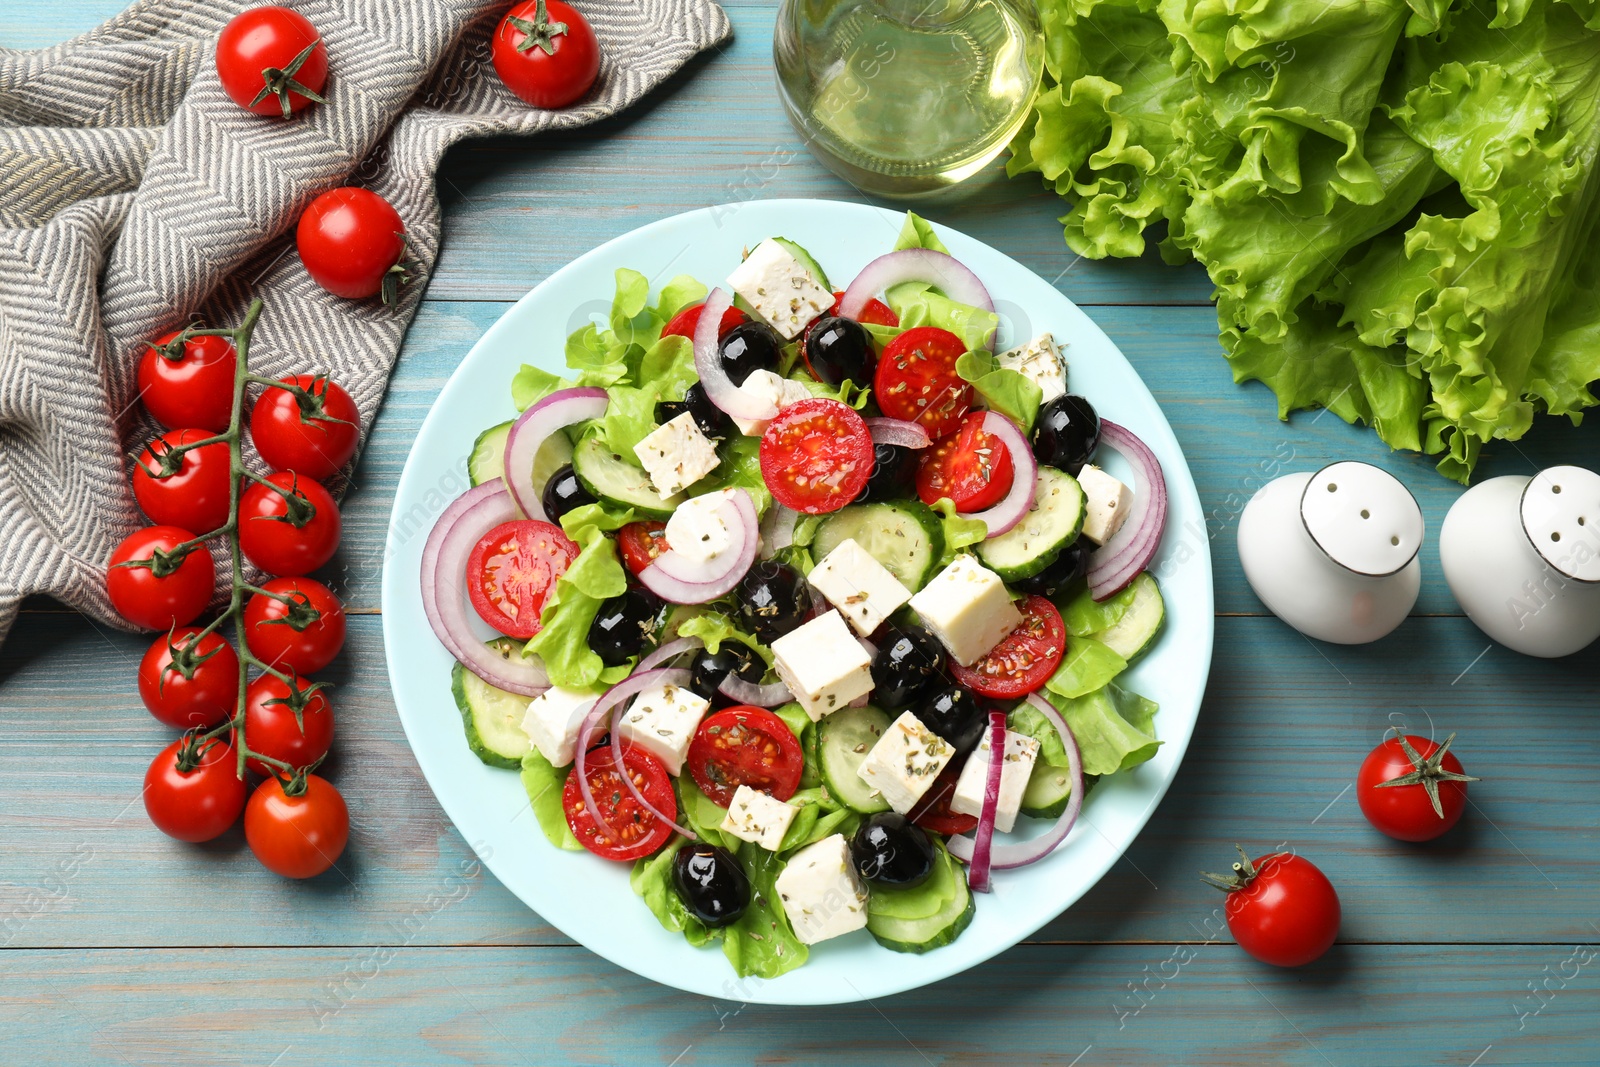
[
  {"xmin": 1298, "ymin": 461, "xmax": 1423, "ymax": 577},
  {"xmin": 1520, "ymin": 465, "xmax": 1600, "ymax": 583}
]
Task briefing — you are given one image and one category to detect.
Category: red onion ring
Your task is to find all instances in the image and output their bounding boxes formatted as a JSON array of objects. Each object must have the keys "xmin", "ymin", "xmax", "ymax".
[
  {"xmin": 1086, "ymin": 420, "xmax": 1168, "ymax": 601},
  {"xmin": 639, "ymin": 489, "xmax": 759, "ymax": 603},
  {"xmin": 865, "ymin": 417, "xmax": 931, "ymax": 450},
  {"xmin": 573, "ymin": 668, "xmax": 695, "ymax": 841},
  {"xmin": 762, "ymin": 504, "xmax": 800, "ymax": 557},
  {"xmin": 694, "ymin": 287, "xmax": 778, "ymax": 422},
  {"xmin": 502, "ymin": 387, "xmax": 609, "ymax": 521},
  {"xmin": 638, "ymin": 635, "xmax": 703, "ymax": 671},
  {"xmin": 966, "ymin": 711, "xmax": 1007, "ymax": 893},
  {"xmin": 420, "ymin": 483, "xmax": 550, "ymax": 696},
  {"xmin": 962, "ymin": 412, "xmax": 1037, "ymax": 539},
  {"xmin": 838, "ymin": 249, "xmax": 996, "ymax": 350},
  {"xmin": 716, "ymin": 674, "xmax": 793, "ymax": 707},
  {"xmin": 946, "ymin": 693, "xmax": 1084, "ymax": 871}
]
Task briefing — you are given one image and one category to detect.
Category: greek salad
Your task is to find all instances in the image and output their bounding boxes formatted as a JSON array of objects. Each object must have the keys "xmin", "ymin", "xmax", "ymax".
[{"xmin": 421, "ymin": 213, "xmax": 1171, "ymax": 979}]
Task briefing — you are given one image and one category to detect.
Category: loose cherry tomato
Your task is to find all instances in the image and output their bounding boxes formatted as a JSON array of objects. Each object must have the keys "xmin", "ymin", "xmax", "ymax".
[
  {"xmin": 244, "ymin": 577, "xmax": 346, "ymax": 675},
  {"xmin": 245, "ymin": 774, "xmax": 349, "ymax": 878},
  {"xmin": 1205, "ymin": 847, "xmax": 1340, "ymax": 967},
  {"xmin": 131, "ymin": 429, "xmax": 233, "ymax": 532},
  {"xmin": 250, "ymin": 375, "xmax": 360, "ymax": 481},
  {"xmin": 137, "ymin": 331, "xmax": 237, "ymax": 432},
  {"xmin": 908, "ymin": 763, "xmax": 978, "ymax": 836},
  {"xmin": 949, "ymin": 595, "xmax": 1065, "ymax": 699},
  {"xmin": 107, "ymin": 525, "xmax": 215, "ymax": 630},
  {"xmin": 827, "ymin": 291, "xmax": 899, "ymax": 327},
  {"xmin": 243, "ymin": 673, "xmax": 334, "ymax": 777},
  {"xmin": 138, "ymin": 626, "xmax": 240, "ymax": 730},
  {"xmin": 874, "ymin": 326, "xmax": 972, "ymax": 439},
  {"xmin": 1357, "ymin": 733, "xmax": 1477, "ymax": 842},
  {"xmin": 144, "ymin": 737, "xmax": 247, "ymax": 842},
  {"xmin": 759, "ymin": 398, "xmax": 874, "ymax": 514},
  {"xmin": 296, "ymin": 188, "xmax": 408, "ymax": 302},
  {"xmin": 687, "ymin": 706, "xmax": 804, "ymax": 807},
  {"xmin": 215, "ymin": 6, "xmax": 328, "ymax": 118},
  {"xmin": 562, "ymin": 745, "xmax": 677, "ymax": 862},
  {"xmin": 617, "ymin": 520, "xmax": 668, "ymax": 575},
  {"xmin": 661, "ymin": 302, "xmax": 747, "ymax": 341},
  {"xmin": 238, "ymin": 471, "xmax": 341, "ymax": 576},
  {"xmin": 491, "ymin": 0, "xmax": 601, "ymax": 110},
  {"xmin": 466, "ymin": 519, "xmax": 580, "ymax": 639},
  {"xmin": 915, "ymin": 410, "xmax": 1016, "ymax": 513}
]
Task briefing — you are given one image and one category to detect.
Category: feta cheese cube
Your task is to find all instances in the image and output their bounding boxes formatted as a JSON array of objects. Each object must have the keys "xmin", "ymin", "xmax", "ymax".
[
  {"xmin": 997, "ymin": 332, "xmax": 1067, "ymax": 403},
  {"xmin": 633, "ymin": 412, "xmax": 720, "ymax": 499},
  {"xmin": 950, "ymin": 728, "xmax": 1041, "ymax": 833},
  {"xmin": 730, "ymin": 369, "xmax": 814, "ymax": 436},
  {"xmin": 726, "ymin": 239, "xmax": 833, "ymax": 340},
  {"xmin": 1078, "ymin": 464, "xmax": 1133, "ymax": 546},
  {"xmin": 664, "ymin": 489, "xmax": 735, "ymax": 565},
  {"xmin": 908, "ymin": 554, "xmax": 1022, "ymax": 666},
  {"xmin": 519, "ymin": 686, "xmax": 594, "ymax": 768},
  {"xmin": 613, "ymin": 681, "xmax": 709, "ymax": 775},
  {"xmin": 769, "ymin": 609, "xmax": 874, "ymax": 721},
  {"xmin": 774, "ymin": 833, "xmax": 869, "ymax": 945},
  {"xmin": 807, "ymin": 538, "xmax": 913, "ymax": 636},
  {"xmin": 720, "ymin": 784, "xmax": 799, "ymax": 851},
  {"xmin": 855, "ymin": 711, "xmax": 956, "ymax": 814}
]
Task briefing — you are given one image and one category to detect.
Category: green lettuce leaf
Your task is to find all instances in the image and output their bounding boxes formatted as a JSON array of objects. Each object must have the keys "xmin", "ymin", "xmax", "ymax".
[
  {"xmin": 722, "ymin": 845, "xmax": 808, "ymax": 979},
  {"xmin": 675, "ymin": 610, "xmax": 776, "ymax": 667},
  {"xmin": 520, "ymin": 751, "xmax": 582, "ymax": 851},
  {"xmin": 523, "ymin": 520, "xmax": 631, "ymax": 689},
  {"xmin": 1038, "ymin": 681, "xmax": 1162, "ymax": 776},
  {"xmin": 930, "ymin": 498, "xmax": 988, "ymax": 567},
  {"xmin": 631, "ymin": 839, "xmax": 717, "ymax": 947},
  {"xmin": 956, "ymin": 350, "xmax": 1045, "ymax": 433},
  {"xmin": 1046, "ymin": 637, "xmax": 1128, "ymax": 699},
  {"xmin": 895, "ymin": 211, "xmax": 951, "ymax": 254}
]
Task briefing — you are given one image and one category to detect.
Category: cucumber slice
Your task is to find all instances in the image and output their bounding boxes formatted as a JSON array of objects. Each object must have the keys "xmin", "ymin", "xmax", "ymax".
[
  {"xmin": 812, "ymin": 501, "xmax": 944, "ymax": 592},
  {"xmin": 867, "ymin": 840, "xmax": 959, "ymax": 920},
  {"xmin": 1020, "ymin": 760, "xmax": 1075, "ymax": 819},
  {"xmin": 468, "ymin": 420, "xmax": 574, "ymax": 494},
  {"xmin": 1093, "ymin": 572, "xmax": 1165, "ymax": 663},
  {"xmin": 977, "ymin": 467, "xmax": 1085, "ymax": 581},
  {"xmin": 817, "ymin": 705, "xmax": 892, "ymax": 814},
  {"xmin": 451, "ymin": 639, "xmax": 532, "ymax": 769},
  {"xmin": 571, "ymin": 432, "xmax": 684, "ymax": 518},
  {"xmin": 771, "ymin": 237, "xmax": 831, "ymax": 290},
  {"xmin": 867, "ymin": 850, "xmax": 975, "ymax": 953}
]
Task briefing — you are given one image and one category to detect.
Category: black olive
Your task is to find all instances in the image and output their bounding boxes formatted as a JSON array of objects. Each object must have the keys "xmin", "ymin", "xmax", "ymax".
[
  {"xmin": 870, "ymin": 625, "xmax": 944, "ymax": 712},
  {"xmin": 681, "ymin": 382, "xmax": 735, "ymax": 441},
  {"xmin": 653, "ymin": 398, "xmax": 688, "ymax": 426},
  {"xmin": 672, "ymin": 843, "xmax": 749, "ymax": 927},
  {"xmin": 802, "ymin": 315, "xmax": 875, "ymax": 387},
  {"xmin": 857, "ymin": 443, "xmax": 918, "ymax": 504},
  {"xmin": 717, "ymin": 322, "xmax": 784, "ymax": 386},
  {"xmin": 920, "ymin": 684, "xmax": 986, "ymax": 755},
  {"xmin": 1011, "ymin": 540, "xmax": 1091, "ymax": 599},
  {"xmin": 850, "ymin": 812, "xmax": 936, "ymax": 888},
  {"xmin": 541, "ymin": 463, "xmax": 596, "ymax": 523},
  {"xmin": 689, "ymin": 644, "xmax": 765, "ymax": 708},
  {"xmin": 1032, "ymin": 394, "xmax": 1101, "ymax": 475},
  {"xmin": 587, "ymin": 587, "xmax": 665, "ymax": 667},
  {"xmin": 736, "ymin": 561, "xmax": 809, "ymax": 642}
]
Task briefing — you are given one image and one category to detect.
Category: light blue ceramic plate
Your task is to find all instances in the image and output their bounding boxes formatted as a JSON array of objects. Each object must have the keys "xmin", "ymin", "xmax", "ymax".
[{"xmin": 381, "ymin": 199, "xmax": 1214, "ymax": 1005}]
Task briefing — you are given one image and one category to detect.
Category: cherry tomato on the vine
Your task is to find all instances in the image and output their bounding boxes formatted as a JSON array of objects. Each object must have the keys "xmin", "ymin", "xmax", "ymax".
[
  {"xmin": 245, "ymin": 773, "xmax": 350, "ymax": 878},
  {"xmin": 1204, "ymin": 847, "xmax": 1340, "ymax": 967},
  {"xmin": 131, "ymin": 428, "xmax": 233, "ymax": 532},
  {"xmin": 297, "ymin": 188, "xmax": 408, "ymax": 302},
  {"xmin": 138, "ymin": 331, "xmax": 237, "ymax": 432},
  {"xmin": 107, "ymin": 525, "xmax": 215, "ymax": 630},
  {"xmin": 1357, "ymin": 733, "xmax": 1478, "ymax": 842},
  {"xmin": 238, "ymin": 471, "xmax": 341, "ymax": 576},
  {"xmin": 215, "ymin": 6, "xmax": 329, "ymax": 118},
  {"xmin": 138, "ymin": 626, "xmax": 240, "ymax": 730},
  {"xmin": 491, "ymin": 0, "xmax": 601, "ymax": 110},
  {"xmin": 244, "ymin": 576, "xmax": 346, "ymax": 675},
  {"xmin": 250, "ymin": 375, "xmax": 360, "ymax": 481},
  {"xmin": 144, "ymin": 737, "xmax": 247, "ymax": 842},
  {"xmin": 243, "ymin": 673, "xmax": 335, "ymax": 777}
]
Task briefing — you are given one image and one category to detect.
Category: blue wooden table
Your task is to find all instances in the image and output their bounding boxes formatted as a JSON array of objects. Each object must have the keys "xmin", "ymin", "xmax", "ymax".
[{"xmin": 5, "ymin": 5, "xmax": 1599, "ymax": 1065}]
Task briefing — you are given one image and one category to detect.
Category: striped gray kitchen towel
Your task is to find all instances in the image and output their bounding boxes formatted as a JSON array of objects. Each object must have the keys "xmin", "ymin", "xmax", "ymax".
[{"xmin": 0, "ymin": 0, "xmax": 731, "ymax": 642}]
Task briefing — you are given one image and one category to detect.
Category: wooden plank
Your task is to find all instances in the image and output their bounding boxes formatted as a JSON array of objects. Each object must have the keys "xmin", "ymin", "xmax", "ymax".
[
  {"xmin": 2, "ymin": 944, "xmax": 1595, "ymax": 1066},
  {"xmin": 3, "ymin": 613, "xmax": 1595, "ymax": 949},
  {"xmin": 1, "ymin": 3, "xmax": 127, "ymax": 48}
]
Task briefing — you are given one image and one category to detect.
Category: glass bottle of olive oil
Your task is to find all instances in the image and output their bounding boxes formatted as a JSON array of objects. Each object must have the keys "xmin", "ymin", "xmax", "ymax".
[{"xmin": 774, "ymin": 0, "xmax": 1044, "ymax": 199}]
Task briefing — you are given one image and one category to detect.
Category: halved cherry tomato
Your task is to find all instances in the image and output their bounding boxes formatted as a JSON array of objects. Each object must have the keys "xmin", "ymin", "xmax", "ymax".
[
  {"xmin": 617, "ymin": 520, "xmax": 669, "ymax": 575},
  {"xmin": 949, "ymin": 595, "xmax": 1066, "ymax": 699},
  {"xmin": 828, "ymin": 291, "xmax": 899, "ymax": 327},
  {"xmin": 687, "ymin": 706, "xmax": 804, "ymax": 807},
  {"xmin": 915, "ymin": 410, "xmax": 1016, "ymax": 513},
  {"xmin": 466, "ymin": 519, "xmax": 579, "ymax": 638},
  {"xmin": 562, "ymin": 745, "xmax": 677, "ymax": 862},
  {"xmin": 661, "ymin": 302, "xmax": 747, "ymax": 341},
  {"xmin": 908, "ymin": 764, "xmax": 978, "ymax": 836},
  {"xmin": 759, "ymin": 398, "xmax": 874, "ymax": 515},
  {"xmin": 873, "ymin": 326, "xmax": 972, "ymax": 439}
]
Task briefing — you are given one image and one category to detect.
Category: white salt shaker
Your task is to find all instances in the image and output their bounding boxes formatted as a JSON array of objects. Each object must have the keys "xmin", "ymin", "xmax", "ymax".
[
  {"xmin": 1238, "ymin": 462, "xmax": 1424, "ymax": 644},
  {"xmin": 1439, "ymin": 465, "xmax": 1600, "ymax": 658}
]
